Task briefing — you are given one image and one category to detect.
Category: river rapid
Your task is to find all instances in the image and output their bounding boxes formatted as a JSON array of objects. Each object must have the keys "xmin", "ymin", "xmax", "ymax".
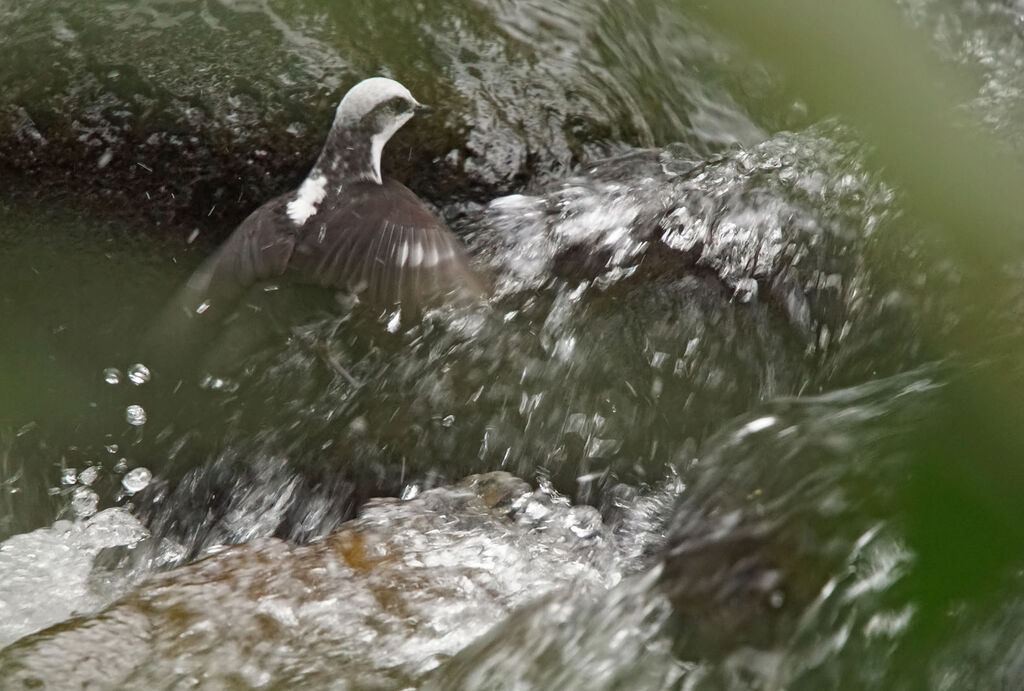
[{"xmin": 2, "ymin": 0, "xmax": 1024, "ymax": 688}]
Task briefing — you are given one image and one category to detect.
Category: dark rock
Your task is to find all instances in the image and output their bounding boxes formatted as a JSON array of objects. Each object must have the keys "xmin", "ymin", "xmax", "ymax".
[{"xmin": 0, "ymin": 0, "xmax": 775, "ymax": 242}]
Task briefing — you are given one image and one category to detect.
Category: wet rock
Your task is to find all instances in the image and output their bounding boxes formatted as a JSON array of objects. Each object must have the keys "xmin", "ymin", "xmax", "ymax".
[
  {"xmin": 0, "ymin": 0, "xmax": 772, "ymax": 239},
  {"xmin": 0, "ymin": 472, "xmax": 621, "ymax": 688},
  {"xmin": 657, "ymin": 370, "xmax": 937, "ymax": 685},
  {"xmin": 424, "ymin": 567, "xmax": 682, "ymax": 691},
  {"xmin": 900, "ymin": 0, "xmax": 1024, "ymax": 154},
  {"xmin": 468, "ymin": 125, "xmax": 942, "ymax": 386}
]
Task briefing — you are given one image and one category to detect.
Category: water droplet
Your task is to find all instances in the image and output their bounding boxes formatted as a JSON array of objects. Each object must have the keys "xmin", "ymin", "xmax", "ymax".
[
  {"xmin": 122, "ymin": 467, "xmax": 152, "ymax": 494},
  {"xmin": 386, "ymin": 311, "xmax": 401, "ymax": 333},
  {"xmin": 79, "ymin": 466, "xmax": 99, "ymax": 486},
  {"xmin": 740, "ymin": 416, "xmax": 777, "ymax": 436},
  {"xmin": 61, "ymin": 468, "xmax": 77, "ymax": 485},
  {"xmin": 199, "ymin": 376, "xmax": 238, "ymax": 392},
  {"xmin": 441, "ymin": 414, "xmax": 455, "ymax": 428},
  {"xmin": 125, "ymin": 404, "xmax": 147, "ymax": 426},
  {"xmin": 732, "ymin": 278, "xmax": 759, "ymax": 304},
  {"xmin": 196, "ymin": 300, "xmax": 211, "ymax": 314},
  {"xmin": 105, "ymin": 443, "xmax": 119, "ymax": 454},
  {"xmin": 521, "ymin": 498, "xmax": 551, "ymax": 522},
  {"xmin": 103, "ymin": 368, "xmax": 122, "ymax": 385},
  {"xmin": 127, "ymin": 363, "xmax": 151, "ymax": 385},
  {"xmin": 71, "ymin": 487, "xmax": 99, "ymax": 518}
]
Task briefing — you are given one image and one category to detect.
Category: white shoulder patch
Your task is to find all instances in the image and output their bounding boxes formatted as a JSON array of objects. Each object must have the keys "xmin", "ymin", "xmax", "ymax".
[{"xmin": 287, "ymin": 174, "xmax": 328, "ymax": 225}]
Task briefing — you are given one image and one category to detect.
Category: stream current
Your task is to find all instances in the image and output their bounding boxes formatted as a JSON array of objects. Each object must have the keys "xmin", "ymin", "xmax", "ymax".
[{"xmin": 3, "ymin": 0, "xmax": 1024, "ymax": 688}]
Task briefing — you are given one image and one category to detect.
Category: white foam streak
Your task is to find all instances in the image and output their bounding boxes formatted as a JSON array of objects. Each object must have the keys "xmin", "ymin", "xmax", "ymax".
[{"xmin": 0, "ymin": 508, "xmax": 148, "ymax": 647}]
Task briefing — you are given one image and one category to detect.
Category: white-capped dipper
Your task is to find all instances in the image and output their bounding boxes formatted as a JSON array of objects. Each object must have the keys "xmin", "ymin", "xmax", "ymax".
[{"xmin": 149, "ymin": 77, "xmax": 483, "ymax": 366}]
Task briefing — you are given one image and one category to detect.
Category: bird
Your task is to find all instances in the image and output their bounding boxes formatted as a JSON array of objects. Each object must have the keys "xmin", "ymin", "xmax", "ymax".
[{"xmin": 145, "ymin": 77, "xmax": 485, "ymax": 373}]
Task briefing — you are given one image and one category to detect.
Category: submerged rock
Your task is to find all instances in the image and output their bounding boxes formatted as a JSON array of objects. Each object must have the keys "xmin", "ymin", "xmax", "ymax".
[
  {"xmin": 470, "ymin": 125, "xmax": 941, "ymax": 386},
  {"xmin": 658, "ymin": 370, "xmax": 937, "ymax": 687}
]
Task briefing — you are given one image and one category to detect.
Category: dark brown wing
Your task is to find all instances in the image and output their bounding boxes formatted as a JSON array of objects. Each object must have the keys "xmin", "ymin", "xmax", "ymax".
[
  {"xmin": 143, "ymin": 180, "xmax": 484, "ymax": 373},
  {"xmin": 143, "ymin": 196, "xmax": 296, "ymax": 363},
  {"xmin": 289, "ymin": 179, "xmax": 485, "ymax": 313}
]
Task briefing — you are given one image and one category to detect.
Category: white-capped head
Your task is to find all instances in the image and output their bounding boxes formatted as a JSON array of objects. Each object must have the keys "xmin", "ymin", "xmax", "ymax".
[
  {"xmin": 335, "ymin": 77, "xmax": 421, "ymax": 128},
  {"xmin": 328, "ymin": 77, "xmax": 425, "ymax": 184}
]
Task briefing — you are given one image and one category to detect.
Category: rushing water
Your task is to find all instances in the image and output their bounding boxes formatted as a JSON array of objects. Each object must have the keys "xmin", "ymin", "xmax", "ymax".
[{"xmin": 3, "ymin": 0, "xmax": 1024, "ymax": 688}]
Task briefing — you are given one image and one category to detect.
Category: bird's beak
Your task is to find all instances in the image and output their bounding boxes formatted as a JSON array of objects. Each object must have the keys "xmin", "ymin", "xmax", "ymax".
[{"xmin": 413, "ymin": 101, "xmax": 431, "ymax": 113}]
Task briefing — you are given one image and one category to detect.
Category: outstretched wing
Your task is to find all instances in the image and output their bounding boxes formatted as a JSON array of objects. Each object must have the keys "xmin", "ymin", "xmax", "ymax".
[
  {"xmin": 290, "ymin": 179, "xmax": 485, "ymax": 312},
  {"xmin": 143, "ymin": 196, "xmax": 296, "ymax": 365},
  {"xmin": 143, "ymin": 179, "xmax": 484, "ymax": 374}
]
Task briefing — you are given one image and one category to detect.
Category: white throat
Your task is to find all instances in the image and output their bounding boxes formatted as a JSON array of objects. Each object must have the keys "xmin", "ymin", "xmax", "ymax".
[{"xmin": 368, "ymin": 111, "xmax": 413, "ymax": 184}]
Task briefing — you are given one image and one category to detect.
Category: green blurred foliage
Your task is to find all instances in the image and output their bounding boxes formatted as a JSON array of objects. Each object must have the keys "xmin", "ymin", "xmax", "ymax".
[{"xmin": 693, "ymin": 0, "xmax": 1024, "ymax": 677}]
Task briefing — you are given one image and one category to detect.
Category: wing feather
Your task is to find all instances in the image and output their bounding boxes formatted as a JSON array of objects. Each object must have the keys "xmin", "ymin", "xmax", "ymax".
[
  {"xmin": 143, "ymin": 196, "xmax": 296, "ymax": 366},
  {"xmin": 291, "ymin": 180, "xmax": 485, "ymax": 314},
  {"xmin": 148, "ymin": 178, "xmax": 486, "ymax": 371}
]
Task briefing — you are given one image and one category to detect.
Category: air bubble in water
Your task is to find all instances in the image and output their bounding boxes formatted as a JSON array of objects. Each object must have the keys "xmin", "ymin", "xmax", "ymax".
[
  {"xmin": 122, "ymin": 467, "xmax": 152, "ymax": 494},
  {"xmin": 61, "ymin": 468, "xmax": 77, "ymax": 485},
  {"xmin": 125, "ymin": 404, "xmax": 147, "ymax": 426},
  {"xmin": 103, "ymin": 368, "xmax": 121, "ymax": 385},
  {"xmin": 127, "ymin": 363, "xmax": 151, "ymax": 385},
  {"xmin": 105, "ymin": 443, "xmax": 119, "ymax": 454},
  {"xmin": 441, "ymin": 415, "xmax": 455, "ymax": 428}
]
